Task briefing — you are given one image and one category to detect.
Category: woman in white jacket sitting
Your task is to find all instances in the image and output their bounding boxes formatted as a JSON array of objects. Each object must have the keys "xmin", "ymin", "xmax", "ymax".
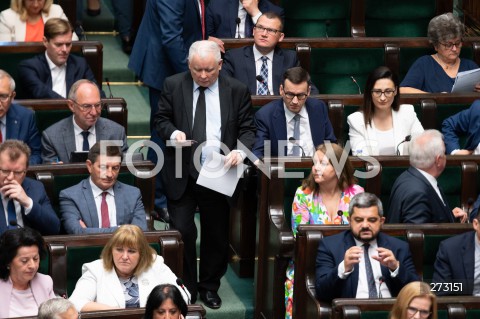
[
  {"xmin": 347, "ymin": 66, "xmax": 424, "ymax": 156},
  {"xmin": 69, "ymin": 225, "xmax": 190, "ymax": 312}
]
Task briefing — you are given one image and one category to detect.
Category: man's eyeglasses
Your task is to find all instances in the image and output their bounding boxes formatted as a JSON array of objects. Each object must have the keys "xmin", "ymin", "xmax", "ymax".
[
  {"xmin": 72, "ymin": 101, "xmax": 103, "ymax": 112},
  {"xmin": 0, "ymin": 94, "xmax": 12, "ymax": 103},
  {"xmin": 371, "ymin": 89, "xmax": 396, "ymax": 98},
  {"xmin": 407, "ymin": 306, "xmax": 431, "ymax": 318},
  {"xmin": 440, "ymin": 40, "xmax": 462, "ymax": 49},
  {"xmin": 254, "ymin": 25, "xmax": 281, "ymax": 35},
  {"xmin": 0, "ymin": 169, "xmax": 26, "ymax": 177},
  {"xmin": 284, "ymin": 92, "xmax": 308, "ymax": 100}
]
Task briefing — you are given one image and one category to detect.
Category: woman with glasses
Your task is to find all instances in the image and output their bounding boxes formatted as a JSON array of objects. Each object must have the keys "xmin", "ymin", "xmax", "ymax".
[
  {"xmin": 390, "ymin": 281, "xmax": 437, "ymax": 319},
  {"xmin": 0, "ymin": 0, "xmax": 78, "ymax": 41},
  {"xmin": 400, "ymin": 13, "xmax": 479, "ymax": 94},
  {"xmin": 348, "ymin": 66, "xmax": 424, "ymax": 156},
  {"xmin": 285, "ymin": 143, "xmax": 363, "ymax": 318}
]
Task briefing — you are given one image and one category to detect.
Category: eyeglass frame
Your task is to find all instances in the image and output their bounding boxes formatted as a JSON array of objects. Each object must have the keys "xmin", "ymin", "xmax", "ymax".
[
  {"xmin": 0, "ymin": 93, "xmax": 13, "ymax": 103},
  {"xmin": 406, "ymin": 306, "xmax": 432, "ymax": 318},
  {"xmin": 0, "ymin": 169, "xmax": 27, "ymax": 178},
  {"xmin": 253, "ymin": 24, "xmax": 282, "ymax": 36},
  {"xmin": 283, "ymin": 92, "xmax": 308, "ymax": 100},
  {"xmin": 439, "ymin": 40, "xmax": 462, "ymax": 50},
  {"xmin": 371, "ymin": 89, "xmax": 396, "ymax": 98},
  {"xmin": 71, "ymin": 100, "xmax": 103, "ymax": 112}
]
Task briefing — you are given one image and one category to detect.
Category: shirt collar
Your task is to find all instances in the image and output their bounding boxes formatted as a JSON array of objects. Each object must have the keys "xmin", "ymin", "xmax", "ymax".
[
  {"xmin": 89, "ymin": 177, "xmax": 114, "ymax": 198},
  {"xmin": 193, "ymin": 79, "xmax": 219, "ymax": 94},
  {"xmin": 283, "ymin": 104, "xmax": 307, "ymax": 123},
  {"xmin": 414, "ymin": 167, "xmax": 438, "ymax": 186},
  {"xmin": 72, "ymin": 116, "xmax": 96, "ymax": 136},
  {"xmin": 45, "ymin": 52, "xmax": 66, "ymax": 70},
  {"xmin": 253, "ymin": 45, "xmax": 275, "ymax": 62}
]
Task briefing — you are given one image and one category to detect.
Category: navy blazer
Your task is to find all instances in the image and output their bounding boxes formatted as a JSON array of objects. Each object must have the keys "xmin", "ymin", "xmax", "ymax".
[
  {"xmin": 316, "ymin": 230, "xmax": 419, "ymax": 302},
  {"xmin": 442, "ymin": 99, "xmax": 480, "ymax": 154},
  {"xmin": 206, "ymin": 0, "xmax": 284, "ymax": 38},
  {"xmin": 387, "ymin": 167, "xmax": 454, "ymax": 223},
  {"xmin": 60, "ymin": 179, "xmax": 147, "ymax": 234},
  {"xmin": 128, "ymin": 0, "xmax": 202, "ymax": 91},
  {"xmin": 252, "ymin": 98, "xmax": 336, "ymax": 158},
  {"xmin": 17, "ymin": 54, "xmax": 103, "ymax": 99},
  {"xmin": 470, "ymin": 194, "xmax": 480, "ymax": 221},
  {"xmin": 6, "ymin": 103, "xmax": 42, "ymax": 165},
  {"xmin": 432, "ymin": 231, "xmax": 476, "ymax": 295},
  {"xmin": 0, "ymin": 177, "xmax": 60, "ymax": 235}
]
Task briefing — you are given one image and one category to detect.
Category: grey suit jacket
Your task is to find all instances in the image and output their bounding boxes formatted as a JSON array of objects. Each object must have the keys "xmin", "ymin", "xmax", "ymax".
[
  {"xmin": 41, "ymin": 116, "xmax": 128, "ymax": 163},
  {"xmin": 60, "ymin": 179, "xmax": 147, "ymax": 234}
]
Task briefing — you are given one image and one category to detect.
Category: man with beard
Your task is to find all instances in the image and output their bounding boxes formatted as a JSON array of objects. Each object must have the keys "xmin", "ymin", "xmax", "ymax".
[{"xmin": 315, "ymin": 192, "xmax": 418, "ymax": 302}]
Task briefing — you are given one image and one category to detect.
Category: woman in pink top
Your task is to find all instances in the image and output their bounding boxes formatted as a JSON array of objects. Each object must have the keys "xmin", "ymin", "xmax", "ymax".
[{"xmin": 0, "ymin": 227, "xmax": 55, "ymax": 318}]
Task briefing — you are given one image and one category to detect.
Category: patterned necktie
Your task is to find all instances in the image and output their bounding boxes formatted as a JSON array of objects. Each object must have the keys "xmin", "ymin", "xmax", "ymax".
[
  {"xmin": 123, "ymin": 277, "xmax": 139, "ymax": 308},
  {"xmin": 257, "ymin": 56, "xmax": 269, "ymax": 95},
  {"xmin": 363, "ymin": 243, "xmax": 378, "ymax": 298},
  {"xmin": 292, "ymin": 114, "xmax": 301, "ymax": 156},
  {"xmin": 101, "ymin": 192, "xmax": 110, "ymax": 228},
  {"xmin": 81, "ymin": 131, "xmax": 90, "ymax": 151}
]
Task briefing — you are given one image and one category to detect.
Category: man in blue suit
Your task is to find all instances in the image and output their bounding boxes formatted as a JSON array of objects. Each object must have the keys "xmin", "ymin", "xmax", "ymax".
[
  {"xmin": 442, "ymin": 99, "xmax": 480, "ymax": 155},
  {"xmin": 17, "ymin": 18, "xmax": 103, "ymax": 99},
  {"xmin": 0, "ymin": 70, "xmax": 41, "ymax": 165},
  {"xmin": 206, "ymin": 0, "xmax": 284, "ymax": 38},
  {"xmin": 432, "ymin": 214, "xmax": 480, "ymax": 295},
  {"xmin": 0, "ymin": 140, "xmax": 59, "ymax": 235},
  {"xmin": 60, "ymin": 143, "xmax": 147, "ymax": 234},
  {"xmin": 316, "ymin": 192, "xmax": 419, "ymax": 302},
  {"xmin": 252, "ymin": 67, "xmax": 335, "ymax": 160}
]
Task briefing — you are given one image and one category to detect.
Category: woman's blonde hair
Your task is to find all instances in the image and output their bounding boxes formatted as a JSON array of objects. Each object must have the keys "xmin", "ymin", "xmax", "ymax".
[
  {"xmin": 11, "ymin": 0, "xmax": 53, "ymax": 22},
  {"xmin": 101, "ymin": 225, "xmax": 156, "ymax": 276},
  {"xmin": 389, "ymin": 281, "xmax": 437, "ymax": 319}
]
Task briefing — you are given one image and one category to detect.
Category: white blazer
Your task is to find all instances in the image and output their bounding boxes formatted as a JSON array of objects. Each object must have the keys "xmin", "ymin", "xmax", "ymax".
[
  {"xmin": 0, "ymin": 4, "xmax": 78, "ymax": 41},
  {"xmin": 347, "ymin": 104, "xmax": 424, "ymax": 155},
  {"xmin": 69, "ymin": 255, "xmax": 190, "ymax": 311}
]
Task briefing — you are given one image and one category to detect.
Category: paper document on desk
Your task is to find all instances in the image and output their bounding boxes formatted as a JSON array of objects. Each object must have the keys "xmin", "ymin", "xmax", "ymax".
[
  {"xmin": 196, "ymin": 152, "xmax": 247, "ymax": 197},
  {"xmin": 451, "ymin": 68, "xmax": 480, "ymax": 92}
]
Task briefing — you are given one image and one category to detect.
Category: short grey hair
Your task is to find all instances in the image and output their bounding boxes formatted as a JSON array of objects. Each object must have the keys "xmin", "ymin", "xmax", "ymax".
[
  {"xmin": 348, "ymin": 192, "xmax": 383, "ymax": 217},
  {"xmin": 428, "ymin": 13, "xmax": 464, "ymax": 46},
  {"xmin": 0, "ymin": 69, "xmax": 16, "ymax": 91},
  {"xmin": 67, "ymin": 79, "xmax": 99, "ymax": 101},
  {"xmin": 38, "ymin": 298, "xmax": 75, "ymax": 319},
  {"xmin": 188, "ymin": 40, "xmax": 221, "ymax": 63},
  {"xmin": 409, "ymin": 129, "xmax": 445, "ymax": 170}
]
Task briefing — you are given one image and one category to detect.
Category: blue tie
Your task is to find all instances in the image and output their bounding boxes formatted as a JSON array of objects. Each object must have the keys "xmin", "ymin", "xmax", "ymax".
[
  {"xmin": 81, "ymin": 131, "xmax": 90, "ymax": 151},
  {"xmin": 292, "ymin": 114, "xmax": 301, "ymax": 156},
  {"xmin": 364, "ymin": 244, "xmax": 378, "ymax": 298},
  {"xmin": 257, "ymin": 56, "xmax": 269, "ymax": 95},
  {"xmin": 7, "ymin": 200, "xmax": 16, "ymax": 228}
]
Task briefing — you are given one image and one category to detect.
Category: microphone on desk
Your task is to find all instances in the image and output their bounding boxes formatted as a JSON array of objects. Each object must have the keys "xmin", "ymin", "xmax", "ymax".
[
  {"xmin": 337, "ymin": 210, "xmax": 344, "ymax": 224},
  {"xmin": 76, "ymin": 22, "xmax": 87, "ymax": 41},
  {"xmin": 9, "ymin": 220, "xmax": 22, "ymax": 229},
  {"xmin": 288, "ymin": 137, "xmax": 306, "ymax": 157},
  {"xmin": 176, "ymin": 278, "xmax": 191, "ymax": 304},
  {"xmin": 105, "ymin": 77, "xmax": 114, "ymax": 98},
  {"xmin": 235, "ymin": 17, "xmax": 241, "ymax": 38},
  {"xmin": 350, "ymin": 76, "xmax": 362, "ymax": 95},
  {"xmin": 378, "ymin": 276, "xmax": 385, "ymax": 298},
  {"xmin": 325, "ymin": 19, "xmax": 331, "ymax": 38},
  {"xmin": 256, "ymin": 75, "xmax": 271, "ymax": 95},
  {"xmin": 396, "ymin": 135, "xmax": 412, "ymax": 156}
]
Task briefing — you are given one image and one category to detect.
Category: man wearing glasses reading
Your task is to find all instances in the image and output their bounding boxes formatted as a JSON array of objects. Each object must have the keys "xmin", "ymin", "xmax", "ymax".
[
  {"xmin": 41, "ymin": 79, "xmax": 127, "ymax": 163},
  {"xmin": 0, "ymin": 140, "xmax": 59, "ymax": 235},
  {"xmin": 252, "ymin": 67, "xmax": 336, "ymax": 161}
]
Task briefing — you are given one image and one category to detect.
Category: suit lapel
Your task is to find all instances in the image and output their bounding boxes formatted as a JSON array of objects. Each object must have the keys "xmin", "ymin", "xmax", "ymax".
[
  {"xmin": 272, "ymin": 100, "xmax": 287, "ymax": 155},
  {"xmin": 65, "ymin": 57, "xmax": 74, "ymax": 93},
  {"xmin": 462, "ymin": 232, "xmax": 476, "ymax": 287},
  {"xmin": 5, "ymin": 104, "xmax": 19, "ymax": 140},
  {"xmin": 82, "ymin": 180, "xmax": 100, "ymax": 227},
  {"xmin": 218, "ymin": 77, "xmax": 231, "ymax": 141},
  {"xmin": 183, "ymin": 75, "xmax": 195, "ymax": 136},
  {"xmin": 272, "ymin": 48, "xmax": 284, "ymax": 94},
  {"xmin": 344, "ymin": 232, "xmax": 360, "ymax": 297},
  {"xmin": 64, "ymin": 117, "xmax": 77, "ymax": 160},
  {"xmin": 95, "ymin": 118, "xmax": 107, "ymax": 141},
  {"xmin": 39, "ymin": 55, "xmax": 54, "ymax": 89},
  {"xmin": 305, "ymin": 100, "xmax": 322, "ymax": 147},
  {"xmin": 229, "ymin": 0, "xmax": 239, "ymax": 37},
  {"xmin": 113, "ymin": 182, "xmax": 125, "ymax": 225},
  {"xmin": 245, "ymin": 47, "xmax": 257, "ymax": 94},
  {"xmin": 105, "ymin": 268, "xmax": 126, "ymax": 307}
]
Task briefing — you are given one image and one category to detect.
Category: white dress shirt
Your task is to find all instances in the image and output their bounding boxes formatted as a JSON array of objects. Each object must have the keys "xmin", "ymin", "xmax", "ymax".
[
  {"xmin": 284, "ymin": 105, "xmax": 314, "ymax": 156},
  {"xmin": 45, "ymin": 52, "xmax": 67, "ymax": 98},
  {"xmin": 89, "ymin": 178, "xmax": 117, "ymax": 227}
]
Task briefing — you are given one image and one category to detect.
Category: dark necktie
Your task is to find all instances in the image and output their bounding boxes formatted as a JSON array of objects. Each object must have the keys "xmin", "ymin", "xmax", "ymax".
[
  {"xmin": 101, "ymin": 192, "xmax": 110, "ymax": 228},
  {"xmin": 244, "ymin": 14, "xmax": 253, "ymax": 37},
  {"xmin": 190, "ymin": 87, "xmax": 207, "ymax": 178},
  {"xmin": 200, "ymin": 0, "xmax": 206, "ymax": 39},
  {"xmin": 81, "ymin": 131, "xmax": 90, "ymax": 151},
  {"xmin": 363, "ymin": 243, "xmax": 378, "ymax": 298},
  {"xmin": 292, "ymin": 114, "xmax": 301, "ymax": 156},
  {"xmin": 7, "ymin": 200, "xmax": 16, "ymax": 228}
]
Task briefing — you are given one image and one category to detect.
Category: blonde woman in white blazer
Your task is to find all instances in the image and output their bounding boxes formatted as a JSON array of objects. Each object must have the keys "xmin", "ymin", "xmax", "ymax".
[
  {"xmin": 69, "ymin": 225, "xmax": 190, "ymax": 312},
  {"xmin": 0, "ymin": 0, "xmax": 78, "ymax": 41},
  {"xmin": 347, "ymin": 66, "xmax": 424, "ymax": 156}
]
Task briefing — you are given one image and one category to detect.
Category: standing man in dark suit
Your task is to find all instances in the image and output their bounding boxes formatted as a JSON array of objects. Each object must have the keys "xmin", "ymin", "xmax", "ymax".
[
  {"xmin": 0, "ymin": 70, "xmax": 42, "ymax": 165},
  {"xmin": 41, "ymin": 79, "xmax": 127, "ymax": 164},
  {"xmin": 17, "ymin": 18, "xmax": 103, "ymax": 99},
  {"xmin": 387, "ymin": 130, "xmax": 467, "ymax": 223},
  {"xmin": 60, "ymin": 143, "xmax": 147, "ymax": 234},
  {"xmin": 432, "ymin": 213, "xmax": 480, "ymax": 296},
  {"xmin": 0, "ymin": 140, "xmax": 59, "ymax": 235},
  {"xmin": 206, "ymin": 0, "xmax": 284, "ymax": 38},
  {"xmin": 155, "ymin": 40, "xmax": 255, "ymax": 309},
  {"xmin": 221, "ymin": 12, "xmax": 318, "ymax": 95},
  {"xmin": 252, "ymin": 67, "xmax": 335, "ymax": 160},
  {"xmin": 316, "ymin": 192, "xmax": 419, "ymax": 302}
]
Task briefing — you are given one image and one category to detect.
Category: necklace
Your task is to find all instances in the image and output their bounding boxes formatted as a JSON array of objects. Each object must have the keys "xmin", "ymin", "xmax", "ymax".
[{"xmin": 435, "ymin": 54, "xmax": 459, "ymax": 70}]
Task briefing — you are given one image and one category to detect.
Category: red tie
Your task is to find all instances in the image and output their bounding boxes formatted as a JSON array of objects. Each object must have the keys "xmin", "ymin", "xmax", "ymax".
[
  {"xmin": 101, "ymin": 192, "xmax": 110, "ymax": 228},
  {"xmin": 200, "ymin": 0, "xmax": 206, "ymax": 40},
  {"xmin": 0, "ymin": 123, "xmax": 3, "ymax": 143}
]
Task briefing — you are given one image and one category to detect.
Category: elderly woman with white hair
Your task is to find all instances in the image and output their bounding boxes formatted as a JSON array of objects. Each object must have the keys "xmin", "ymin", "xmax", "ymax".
[{"xmin": 38, "ymin": 298, "xmax": 79, "ymax": 319}]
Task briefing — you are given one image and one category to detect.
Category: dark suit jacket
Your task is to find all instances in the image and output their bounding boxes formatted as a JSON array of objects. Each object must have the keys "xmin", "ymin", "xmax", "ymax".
[
  {"xmin": 221, "ymin": 46, "xmax": 320, "ymax": 95},
  {"xmin": 17, "ymin": 54, "xmax": 103, "ymax": 99},
  {"xmin": 206, "ymin": 0, "xmax": 284, "ymax": 38},
  {"xmin": 387, "ymin": 167, "xmax": 454, "ymax": 223},
  {"xmin": 432, "ymin": 231, "xmax": 476, "ymax": 295},
  {"xmin": 442, "ymin": 99, "xmax": 480, "ymax": 154},
  {"xmin": 60, "ymin": 179, "xmax": 147, "ymax": 234},
  {"xmin": 252, "ymin": 98, "xmax": 336, "ymax": 158},
  {"xmin": 128, "ymin": 0, "xmax": 202, "ymax": 91},
  {"xmin": 6, "ymin": 103, "xmax": 42, "ymax": 164},
  {"xmin": 0, "ymin": 177, "xmax": 60, "ymax": 235},
  {"xmin": 154, "ymin": 72, "xmax": 255, "ymax": 200},
  {"xmin": 315, "ymin": 230, "xmax": 419, "ymax": 302},
  {"xmin": 470, "ymin": 194, "xmax": 480, "ymax": 221}
]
